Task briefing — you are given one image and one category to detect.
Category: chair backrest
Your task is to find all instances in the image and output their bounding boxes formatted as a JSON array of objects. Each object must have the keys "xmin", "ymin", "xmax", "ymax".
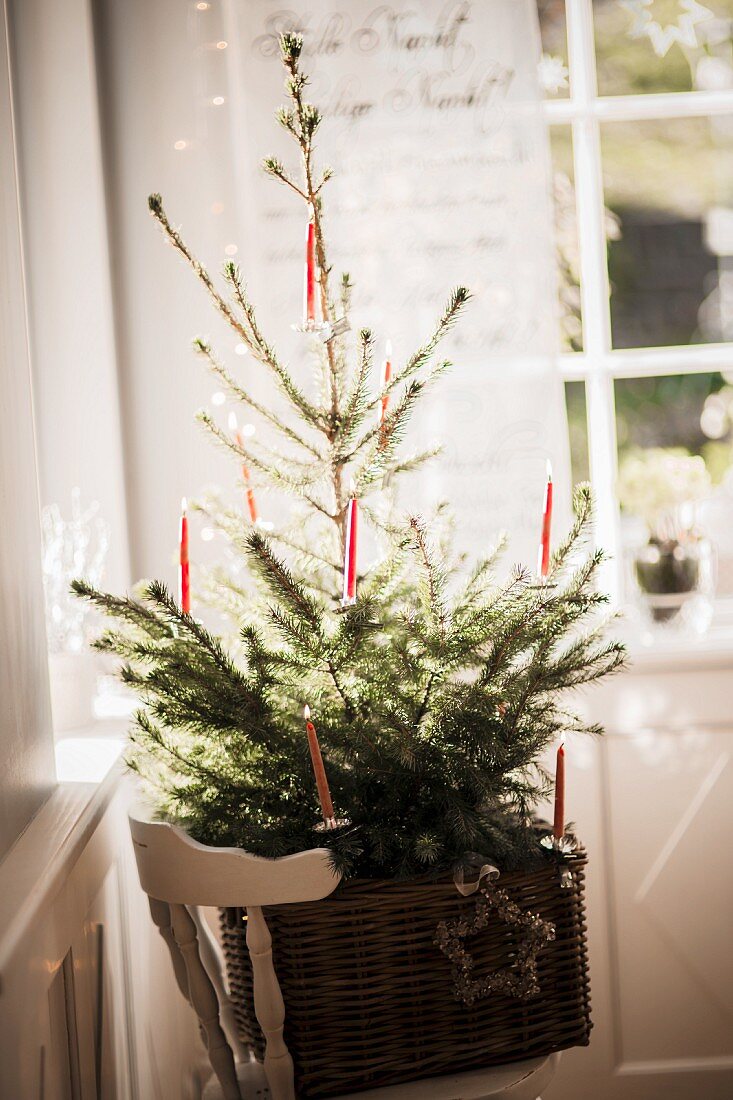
[
  {"xmin": 128, "ymin": 804, "xmax": 341, "ymax": 1100},
  {"xmin": 129, "ymin": 803, "xmax": 340, "ymax": 906}
]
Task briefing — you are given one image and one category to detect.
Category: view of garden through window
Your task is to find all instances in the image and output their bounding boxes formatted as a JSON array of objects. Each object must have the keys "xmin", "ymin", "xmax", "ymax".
[{"xmin": 539, "ymin": 0, "xmax": 733, "ymax": 606}]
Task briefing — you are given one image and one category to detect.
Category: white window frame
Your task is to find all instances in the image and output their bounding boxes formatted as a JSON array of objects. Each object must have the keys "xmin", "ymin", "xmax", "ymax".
[{"xmin": 543, "ymin": 0, "xmax": 733, "ymax": 605}]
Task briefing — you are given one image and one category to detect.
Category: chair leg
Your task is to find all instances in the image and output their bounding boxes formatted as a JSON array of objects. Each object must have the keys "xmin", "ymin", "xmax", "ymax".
[
  {"xmin": 170, "ymin": 902, "xmax": 240, "ymax": 1100},
  {"xmin": 191, "ymin": 907, "xmax": 250, "ymax": 1063},
  {"xmin": 149, "ymin": 897, "xmax": 191, "ymax": 1005},
  {"xmin": 246, "ymin": 905, "xmax": 295, "ymax": 1100}
]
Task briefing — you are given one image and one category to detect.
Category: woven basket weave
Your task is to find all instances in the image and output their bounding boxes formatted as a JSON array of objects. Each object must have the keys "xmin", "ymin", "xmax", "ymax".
[{"xmin": 220, "ymin": 852, "xmax": 590, "ymax": 1098}]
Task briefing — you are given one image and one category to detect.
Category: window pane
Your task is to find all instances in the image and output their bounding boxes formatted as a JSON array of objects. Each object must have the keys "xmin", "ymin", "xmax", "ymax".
[
  {"xmin": 565, "ymin": 380, "xmax": 590, "ymax": 484},
  {"xmin": 538, "ymin": 1, "xmax": 570, "ymax": 97},
  {"xmin": 595, "ymin": 0, "xmax": 733, "ymax": 97},
  {"xmin": 615, "ymin": 371, "xmax": 733, "ymax": 602},
  {"xmin": 601, "ymin": 115, "xmax": 733, "ymax": 349},
  {"xmin": 551, "ymin": 125, "xmax": 583, "ymax": 351}
]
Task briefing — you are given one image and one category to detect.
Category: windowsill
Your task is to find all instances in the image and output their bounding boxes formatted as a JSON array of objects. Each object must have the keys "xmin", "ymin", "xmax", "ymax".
[
  {"xmin": 0, "ymin": 714, "xmax": 131, "ymax": 970},
  {"xmin": 622, "ymin": 620, "xmax": 733, "ymax": 673},
  {"xmin": 54, "ymin": 715, "xmax": 129, "ymax": 784},
  {"xmin": 52, "ymin": 687, "xmax": 134, "ymax": 782}
]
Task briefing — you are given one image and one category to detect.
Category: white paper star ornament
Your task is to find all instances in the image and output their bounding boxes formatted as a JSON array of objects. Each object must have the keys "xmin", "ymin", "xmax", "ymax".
[{"xmin": 619, "ymin": 0, "xmax": 715, "ymax": 58}]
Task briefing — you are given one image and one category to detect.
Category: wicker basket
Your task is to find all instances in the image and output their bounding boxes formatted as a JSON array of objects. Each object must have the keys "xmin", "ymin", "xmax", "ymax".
[{"xmin": 220, "ymin": 852, "xmax": 590, "ymax": 1098}]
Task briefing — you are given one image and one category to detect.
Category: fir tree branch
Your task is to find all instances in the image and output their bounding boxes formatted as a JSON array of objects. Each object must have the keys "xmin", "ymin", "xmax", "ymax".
[
  {"xmin": 221, "ymin": 262, "xmax": 326, "ymax": 428},
  {"xmin": 277, "ymin": 33, "xmax": 343, "ymax": 508},
  {"xmin": 148, "ymin": 194, "xmax": 254, "ymax": 343},
  {"xmin": 350, "ymin": 361, "xmax": 450, "ymax": 470},
  {"xmin": 193, "ymin": 338, "xmax": 323, "ymax": 458},
  {"xmin": 364, "ymin": 288, "xmax": 470, "ymax": 414},
  {"xmin": 409, "ymin": 516, "xmax": 448, "ymax": 647},
  {"xmin": 336, "ymin": 328, "xmax": 374, "ymax": 453},
  {"xmin": 267, "ymin": 529, "xmax": 341, "ymax": 577},
  {"xmin": 197, "ymin": 410, "xmax": 334, "ymax": 516},
  {"xmin": 71, "ymin": 579, "xmax": 174, "ymax": 639},
  {"xmin": 262, "ymin": 156, "xmax": 308, "ymax": 199},
  {"xmin": 147, "ymin": 194, "xmax": 323, "ymax": 432},
  {"xmin": 245, "ymin": 531, "xmax": 323, "ymax": 628}
]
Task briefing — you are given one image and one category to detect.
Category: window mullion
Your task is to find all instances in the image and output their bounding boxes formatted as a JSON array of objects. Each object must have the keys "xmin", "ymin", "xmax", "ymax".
[
  {"xmin": 566, "ymin": 0, "xmax": 621, "ymax": 602},
  {"xmin": 544, "ymin": 87, "xmax": 733, "ymax": 125}
]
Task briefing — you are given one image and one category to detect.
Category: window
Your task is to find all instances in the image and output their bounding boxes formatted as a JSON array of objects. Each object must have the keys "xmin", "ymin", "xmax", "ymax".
[{"xmin": 539, "ymin": 0, "xmax": 733, "ymax": 611}]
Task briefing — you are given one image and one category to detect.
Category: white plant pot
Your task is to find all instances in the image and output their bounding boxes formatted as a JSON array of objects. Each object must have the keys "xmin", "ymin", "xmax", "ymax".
[{"xmin": 48, "ymin": 651, "xmax": 99, "ymax": 733}]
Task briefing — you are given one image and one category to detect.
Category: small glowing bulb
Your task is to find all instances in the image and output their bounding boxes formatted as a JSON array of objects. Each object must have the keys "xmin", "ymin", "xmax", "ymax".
[
  {"xmin": 216, "ymin": 40, "xmax": 228, "ymax": 49},
  {"xmin": 241, "ymin": 423, "xmax": 256, "ymax": 437},
  {"xmin": 212, "ymin": 96, "xmax": 225, "ymax": 106},
  {"xmin": 174, "ymin": 140, "xmax": 187, "ymax": 151},
  {"xmin": 257, "ymin": 519, "xmax": 274, "ymax": 531},
  {"xmin": 201, "ymin": 527, "xmax": 215, "ymax": 542},
  {"xmin": 304, "ymin": 704, "xmax": 311, "ymax": 721},
  {"xmin": 235, "ymin": 342, "xmax": 248, "ymax": 356},
  {"xmin": 224, "ymin": 243, "xmax": 238, "ymax": 256},
  {"xmin": 181, "ymin": 497, "xmax": 188, "ymax": 513},
  {"xmin": 211, "ymin": 391, "xmax": 226, "ymax": 406},
  {"xmin": 228, "ymin": 411, "xmax": 238, "ymax": 432},
  {"xmin": 211, "ymin": 201, "xmax": 224, "ymax": 215},
  {"xmin": 196, "ymin": 2, "xmax": 210, "ymax": 10}
]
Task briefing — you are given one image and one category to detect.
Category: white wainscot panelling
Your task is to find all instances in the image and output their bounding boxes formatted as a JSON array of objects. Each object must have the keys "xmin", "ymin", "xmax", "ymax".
[
  {"xmin": 0, "ymin": 757, "xmax": 206, "ymax": 1100},
  {"xmin": 608, "ymin": 729, "xmax": 733, "ymax": 1069},
  {"xmin": 545, "ymin": 662, "xmax": 733, "ymax": 1100}
]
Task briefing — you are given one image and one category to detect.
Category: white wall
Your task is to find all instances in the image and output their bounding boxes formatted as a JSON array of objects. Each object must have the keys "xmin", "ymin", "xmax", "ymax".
[
  {"xmin": 8, "ymin": 0, "xmax": 131, "ymax": 591},
  {"xmin": 0, "ymin": 0, "xmax": 55, "ymax": 860},
  {"xmin": 94, "ymin": 0, "xmax": 237, "ymax": 585}
]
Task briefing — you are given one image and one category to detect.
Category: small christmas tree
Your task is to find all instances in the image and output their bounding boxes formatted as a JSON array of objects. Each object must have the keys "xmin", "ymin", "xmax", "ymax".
[{"xmin": 74, "ymin": 34, "xmax": 624, "ymax": 879}]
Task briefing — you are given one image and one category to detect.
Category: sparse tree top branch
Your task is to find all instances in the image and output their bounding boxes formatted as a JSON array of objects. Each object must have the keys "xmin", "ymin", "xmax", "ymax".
[{"xmin": 274, "ymin": 34, "xmax": 341, "ymax": 443}]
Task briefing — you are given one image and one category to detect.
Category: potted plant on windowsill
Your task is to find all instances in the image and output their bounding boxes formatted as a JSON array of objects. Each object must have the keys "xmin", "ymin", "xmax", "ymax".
[
  {"xmin": 618, "ymin": 448, "xmax": 714, "ymax": 629},
  {"xmin": 73, "ymin": 35, "xmax": 624, "ymax": 1098}
]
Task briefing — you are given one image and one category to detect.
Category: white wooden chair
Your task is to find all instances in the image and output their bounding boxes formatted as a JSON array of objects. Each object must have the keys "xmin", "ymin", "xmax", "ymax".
[{"xmin": 129, "ymin": 807, "xmax": 560, "ymax": 1100}]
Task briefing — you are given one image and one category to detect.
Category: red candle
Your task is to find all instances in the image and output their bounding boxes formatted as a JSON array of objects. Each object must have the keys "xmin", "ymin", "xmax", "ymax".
[
  {"xmin": 179, "ymin": 497, "xmax": 190, "ymax": 614},
  {"xmin": 304, "ymin": 705, "xmax": 335, "ymax": 827},
  {"xmin": 229, "ymin": 412, "xmax": 259, "ymax": 523},
  {"xmin": 341, "ymin": 492, "xmax": 358, "ymax": 605},
  {"xmin": 537, "ymin": 460, "xmax": 553, "ymax": 578},
  {"xmin": 553, "ymin": 740, "xmax": 565, "ymax": 839},
  {"xmin": 379, "ymin": 340, "xmax": 392, "ymax": 429},
  {"xmin": 303, "ymin": 208, "xmax": 317, "ymax": 327}
]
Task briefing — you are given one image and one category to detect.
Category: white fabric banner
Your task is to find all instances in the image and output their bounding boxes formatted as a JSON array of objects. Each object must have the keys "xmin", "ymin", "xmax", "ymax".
[{"xmin": 220, "ymin": 0, "xmax": 570, "ymax": 566}]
